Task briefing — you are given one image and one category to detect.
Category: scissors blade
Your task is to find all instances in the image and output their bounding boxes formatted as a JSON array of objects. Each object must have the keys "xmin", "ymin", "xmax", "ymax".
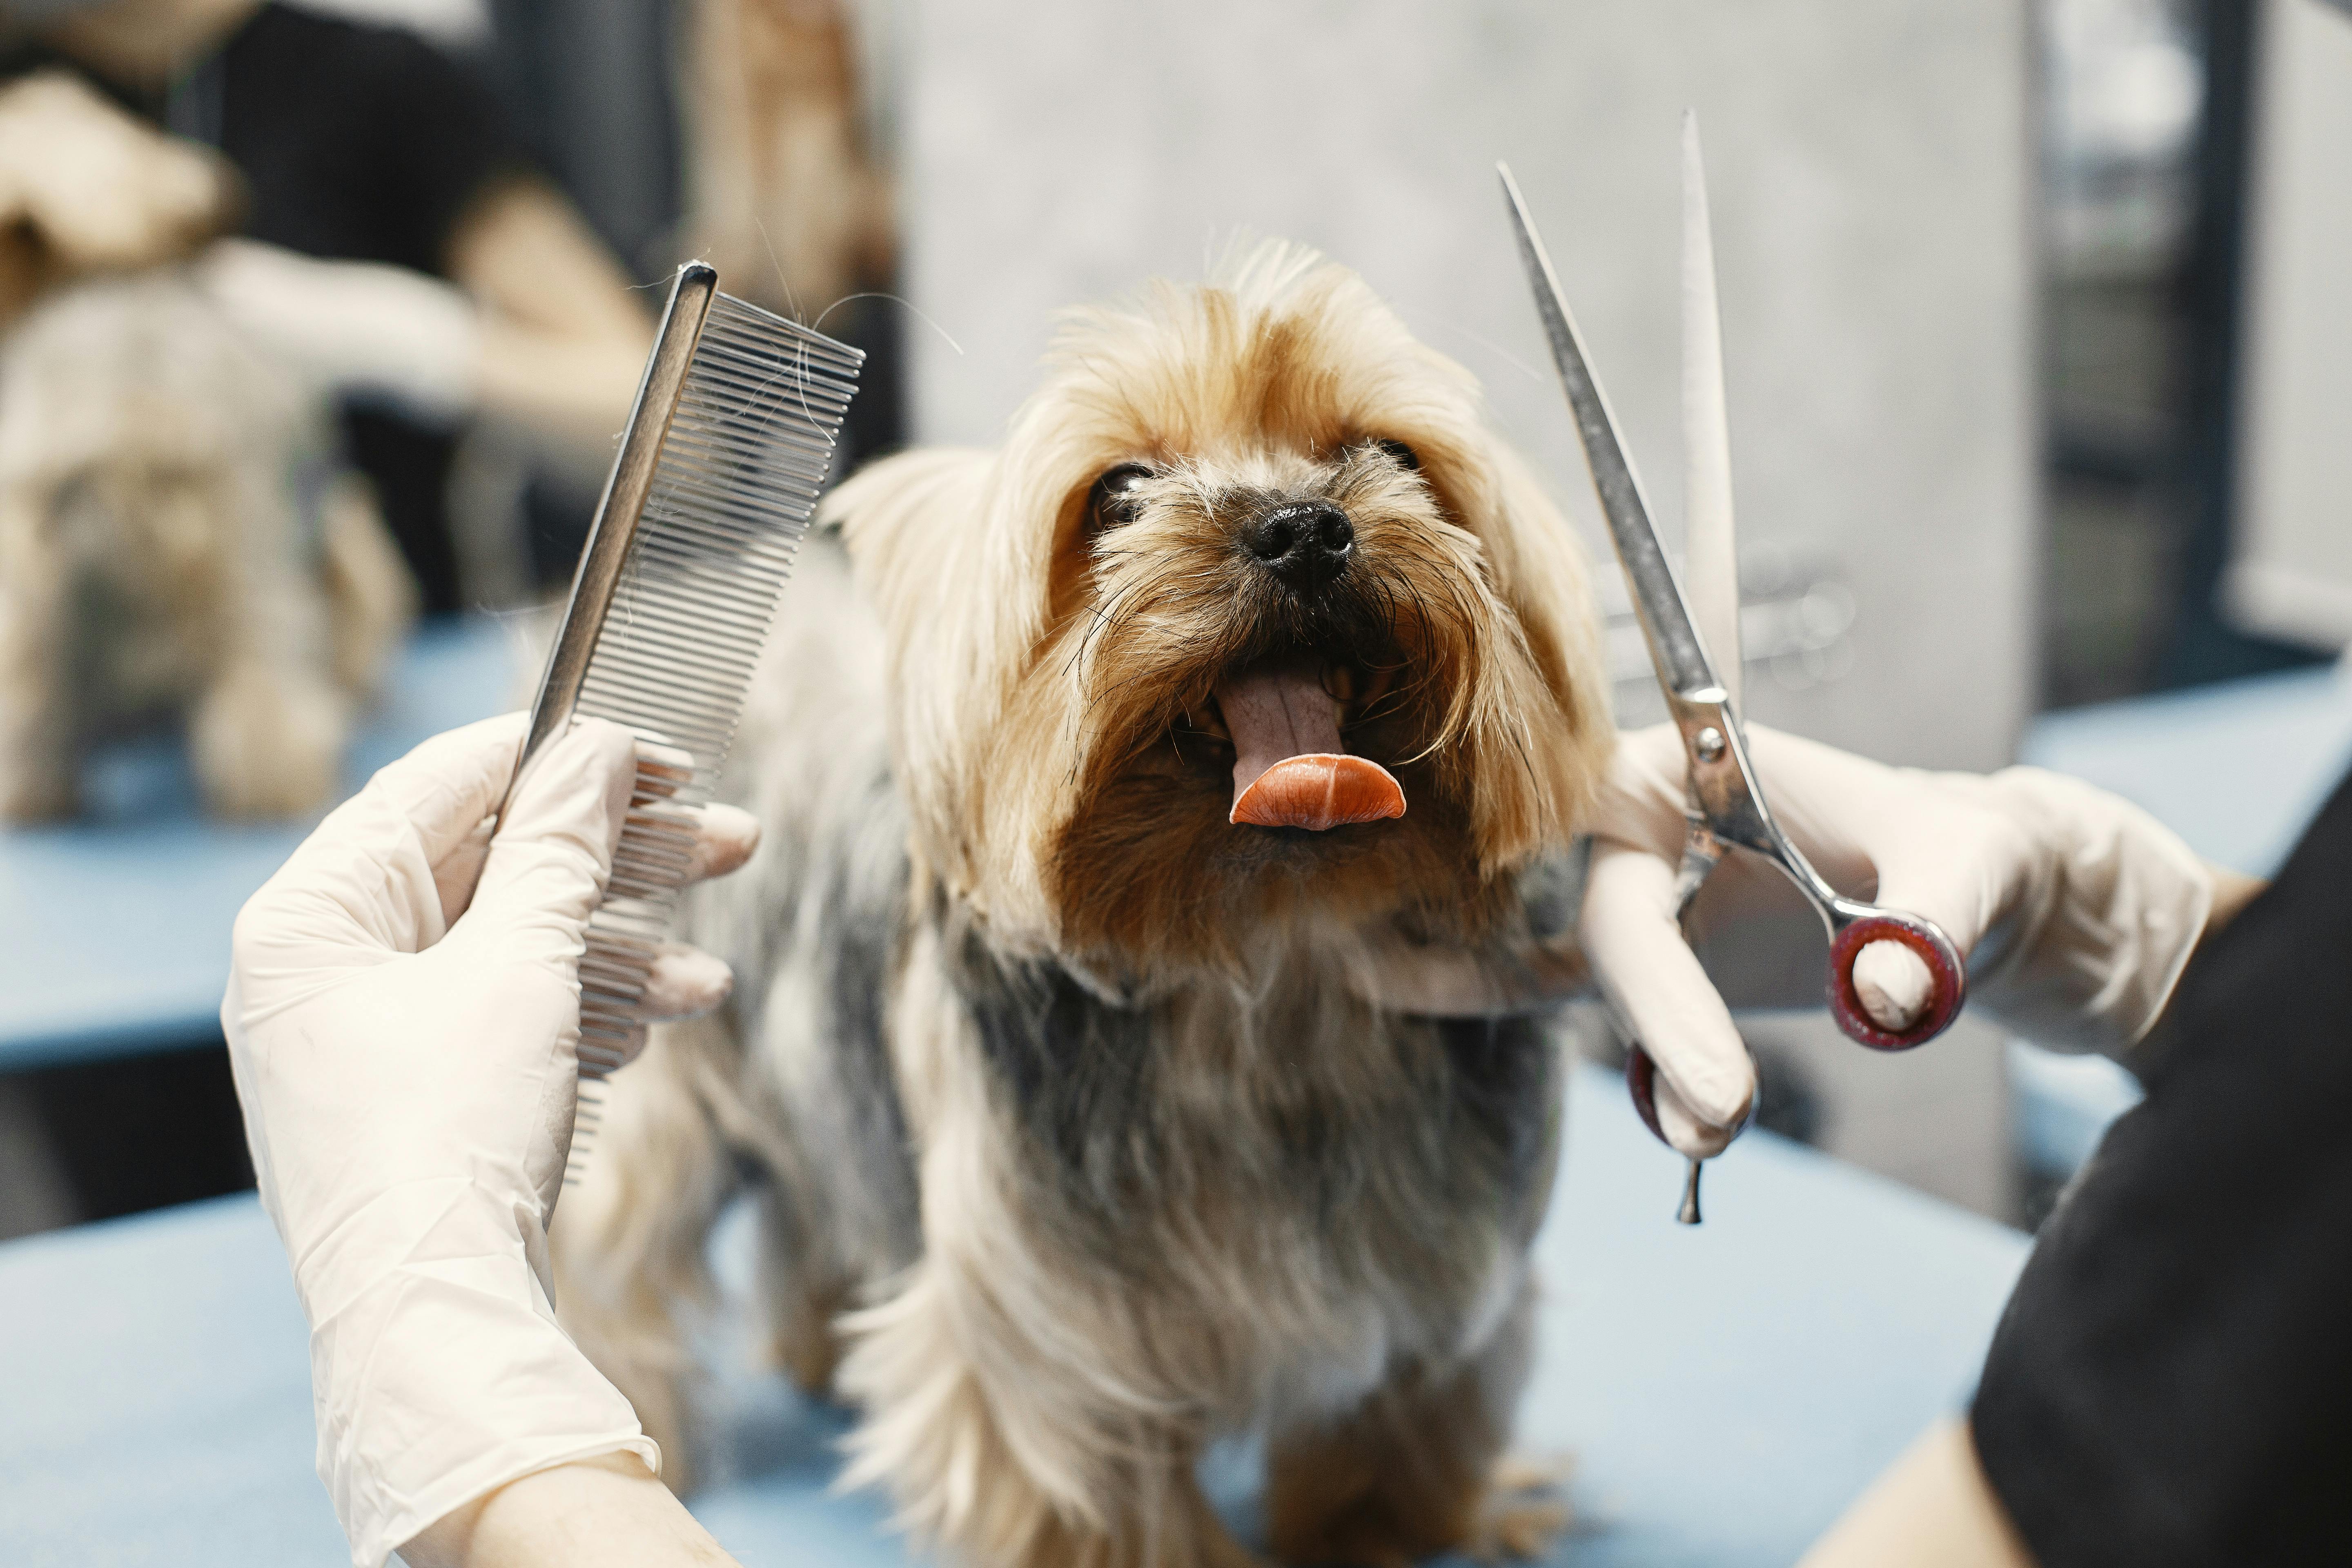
[
  {"xmin": 1680, "ymin": 112, "xmax": 1742, "ymax": 713},
  {"xmin": 1497, "ymin": 162, "xmax": 1726, "ymax": 707}
]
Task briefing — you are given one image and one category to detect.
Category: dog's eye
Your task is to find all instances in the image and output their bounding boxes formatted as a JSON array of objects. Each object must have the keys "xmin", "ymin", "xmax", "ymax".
[
  {"xmin": 1344, "ymin": 438, "xmax": 1419, "ymax": 473},
  {"xmin": 1088, "ymin": 463, "xmax": 1154, "ymax": 532}
]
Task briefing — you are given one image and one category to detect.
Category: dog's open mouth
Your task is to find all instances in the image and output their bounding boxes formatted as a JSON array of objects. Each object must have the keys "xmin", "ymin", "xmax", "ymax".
[{"xmin": 1204, "ymin": 655, "xmax": 1407, "ymax": 832}]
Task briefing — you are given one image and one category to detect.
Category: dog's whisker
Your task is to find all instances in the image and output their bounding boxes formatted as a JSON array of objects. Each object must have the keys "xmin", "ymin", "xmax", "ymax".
[{"xmin": 1060, "ymin": 566, "xmax": 1184, "ymax": 683}]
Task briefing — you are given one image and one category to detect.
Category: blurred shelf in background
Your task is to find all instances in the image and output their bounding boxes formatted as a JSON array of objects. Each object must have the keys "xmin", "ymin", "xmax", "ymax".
[{"xmin": 2038, "ymin": 0, "xmax": 2337, "ymax": 710}]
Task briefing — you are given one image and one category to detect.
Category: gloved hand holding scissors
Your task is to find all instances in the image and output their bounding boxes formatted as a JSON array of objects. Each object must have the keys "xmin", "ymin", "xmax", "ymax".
[
  {"xmin": 225, "ymin": 713, "xmax": 755, "ymax": 1568},
  {"xmin": 1582, "ymin": 722, "xmax": 2227, "ymax": 1157},
  {"xmin": 1502, "ymin": 132, "xmax": 2239, "ymax": 1184}
]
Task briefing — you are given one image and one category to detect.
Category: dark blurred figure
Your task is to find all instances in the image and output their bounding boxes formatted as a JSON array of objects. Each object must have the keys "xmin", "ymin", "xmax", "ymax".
[
  {"xmin": 0, "ymin": 0, "xmax": 652, "ymax": 1227},
  {"xmin": 680, "ymin": 0, "xmax": 905, "ymax": 475},
  {"xmin": 492, "ymin": 0, "xmax": 906, "ymax": 465},
  {"xmin": 0, "ymin": 0, "xmax": 652, "ymax": 615},
  {"xmin": 483, "ymin": 0, "xmax": 909, "ymax": 577}
]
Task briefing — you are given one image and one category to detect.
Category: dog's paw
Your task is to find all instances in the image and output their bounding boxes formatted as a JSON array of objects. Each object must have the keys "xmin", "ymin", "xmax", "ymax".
[
  {"xmin": 1462, "ymin": 1453, "xmax": 1572, "ymax": 1564},
  {"xmin": 191, "ymin": 666, "xmax": 346, "ymax": 821},
  {"xmin": 0, "ymin": 761, "xmax": 78, "ymax": 823}
]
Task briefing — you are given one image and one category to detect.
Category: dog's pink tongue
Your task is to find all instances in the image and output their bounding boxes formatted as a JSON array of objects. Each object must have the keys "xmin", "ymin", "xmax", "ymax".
[{"xmin": 1217, "ymin": 659, "xmax": 1406, "ymax": 831}]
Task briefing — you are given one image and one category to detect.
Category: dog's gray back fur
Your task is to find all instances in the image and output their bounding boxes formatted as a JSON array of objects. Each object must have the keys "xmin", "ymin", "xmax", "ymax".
[{"xmin": 673, "ymin": 536, "xmax": 923, "ymax": 1285}]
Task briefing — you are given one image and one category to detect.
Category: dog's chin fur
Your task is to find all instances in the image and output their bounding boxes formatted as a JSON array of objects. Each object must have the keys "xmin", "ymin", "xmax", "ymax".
[
  {"xmin": 0, "ymin": 272, "xmax": 414, "ymax": 822},
  {"xmin": 555, "ymin": 243, "xmax": 1610, "ymax": 1568}
]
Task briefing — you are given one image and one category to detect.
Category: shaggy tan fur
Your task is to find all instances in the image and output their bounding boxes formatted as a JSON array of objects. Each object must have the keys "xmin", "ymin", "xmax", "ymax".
[
  {"xmin": 555, "ymin": 244, "xmax": 1608, "ymax": 1568},
  {"xmin": 681, "ymin": 0, "xmax": 895, "ymax": 321},
  {"xmin": 0, "ymin": 272, "xmax": 413, "ymax": 821}
]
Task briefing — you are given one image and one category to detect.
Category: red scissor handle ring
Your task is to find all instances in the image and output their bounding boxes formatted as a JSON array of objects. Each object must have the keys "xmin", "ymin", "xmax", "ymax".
[
  {"xmin": 1826, "ymin": 911, "xmax": 1966, "ymax": 1052},
  {"xmin": 1626, "ymin": 1043, "xmax": 1757, "ymax": 1147}
]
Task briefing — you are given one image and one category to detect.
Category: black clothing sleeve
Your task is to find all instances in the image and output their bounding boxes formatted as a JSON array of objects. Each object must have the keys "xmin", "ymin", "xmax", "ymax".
[
  {"xmin": 1971, "ymin": 770, "xmax": 2352, "ymax": 1567},
  {"xmin": 212, "ymin": 7, "xmax": 533, "ymax": 614},
  {"xmin": 0, "ymin": 5, "xmax": 529, "ymax": 278},
  {"xmin": 217, "ymin": 4, "xmax": 529, "ymax": 278}
]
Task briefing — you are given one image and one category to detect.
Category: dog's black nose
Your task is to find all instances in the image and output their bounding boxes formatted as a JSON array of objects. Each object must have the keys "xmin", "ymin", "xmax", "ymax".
[{"xmin": 1242, "ymin": 501, "xmax": 1354, "ymax": 594}]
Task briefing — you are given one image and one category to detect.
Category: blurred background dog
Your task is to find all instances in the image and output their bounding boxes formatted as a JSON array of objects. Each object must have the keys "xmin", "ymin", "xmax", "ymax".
[
  {"xmin": 556, "ymin": 243, "xmax": 1610, "ymax": 1568},
  {"xmin": 0, "ymin": 74, "xmax": 414, "ymax": 823},
  {"xmin": 0, "ymin": 71, "xmax": 228, "ymax": 329},
  {"xmin": 0, "ymin": 271, "xmax": 413, "ymax": 822}
]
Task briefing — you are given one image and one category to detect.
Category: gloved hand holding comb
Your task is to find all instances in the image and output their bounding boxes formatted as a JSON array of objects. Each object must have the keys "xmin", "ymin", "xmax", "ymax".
[{"xmin": 224, "ymin": 714, "xmax": 756, "ymax": 1568}]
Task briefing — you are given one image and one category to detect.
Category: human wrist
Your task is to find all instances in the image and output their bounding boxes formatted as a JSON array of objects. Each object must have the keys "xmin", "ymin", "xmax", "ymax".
[
  {"xmin": 1798, "ymin": 1417, "xmax": 2036, "ymax": 1568},
  {"xmin": 2201, "ymin": 861, "xmax": 2266, "ymax": 938},
  {"xmin": 303, "ymin": 1181, "xmax": 654, "ymax": 1568},
  {"xmin": 1965, "ymin": 767, "xmax": 2212, "ymax": 1054},
  {"xmin": 401, "ymin": 1452, "xmax": 737, "ymax": 1568}
]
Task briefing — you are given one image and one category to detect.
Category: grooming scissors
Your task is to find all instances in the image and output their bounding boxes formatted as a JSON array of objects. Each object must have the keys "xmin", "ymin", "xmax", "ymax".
[{"xmin": 1499, "ymin": 139, "xmax": 1965, "ymax": 1223}]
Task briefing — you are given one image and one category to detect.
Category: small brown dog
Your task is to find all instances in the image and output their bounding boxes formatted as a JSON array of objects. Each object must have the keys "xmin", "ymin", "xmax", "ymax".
[
  {"xmin": 558, "ymin": 242, "xmax": 1612, "ymax": 1568},
  {"xmin": 0, "ymin": 273, "xmax": 413, "ymax": 821}
]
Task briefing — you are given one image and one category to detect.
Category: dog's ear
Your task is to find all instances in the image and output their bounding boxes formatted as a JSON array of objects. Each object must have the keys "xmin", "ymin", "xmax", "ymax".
[
  {"xmin": 820, "ymin": 442, "xmax": 1002, "ymax": 706},
  {"xmin": 1460, "ymin": 437, "xmax": 1617, "ymax": 852},
  {"xmin": 819, "ymin": 446, "xmax": 1023, "ymax": 890},
  {"xmin": 821, "ymin": 447, "xmax": 989, "ymax": 567}
]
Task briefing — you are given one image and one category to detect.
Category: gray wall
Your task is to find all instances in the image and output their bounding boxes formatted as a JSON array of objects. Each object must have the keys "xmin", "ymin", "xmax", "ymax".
[
  {"xmin": 889, "ymin": 0, "xmax": 2038, "ymax": 1218},
  {"xmin": 895, "ymin": 0, "xmax": 2036, "ymax": 773},
  {"xmin": 2232, "ymin": 0, "xmax": 2352, "ymax": 648}
]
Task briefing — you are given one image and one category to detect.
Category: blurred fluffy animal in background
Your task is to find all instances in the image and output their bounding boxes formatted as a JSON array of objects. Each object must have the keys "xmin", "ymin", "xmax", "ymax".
[
  {"xmin": 0, "ymin": 72, "xmax": 234, "ymax": 331},
  {"xmin": 557, "ymin": 243, "xmax": 1608, "ymax": 1568},
  {"xmin": 0, "ymin": 274, "xmax": 414, "ymax": 822},
  {"xmin": 682, "ymin": 0, "xmax": 895, "ymax": 322}
]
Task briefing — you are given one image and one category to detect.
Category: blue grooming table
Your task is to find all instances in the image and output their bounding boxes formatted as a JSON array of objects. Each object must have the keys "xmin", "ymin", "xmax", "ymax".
[
  {"xmin": 2008, "ymin": 662, "xmax": 2352, "ymax": 1179},
  {"xmin": 0, "ymin": 619, "xmax": 526, "ymax": 1071},
  {"xmin": 2020, "ymin": 663, "xmax": 2352, "ymax": 880},
  {"xmin": 0, "ymin": 1064, "xmax": 2027, "ymax": 1568}
]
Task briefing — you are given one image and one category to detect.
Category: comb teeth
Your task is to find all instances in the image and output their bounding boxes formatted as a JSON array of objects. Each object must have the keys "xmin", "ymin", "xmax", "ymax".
[{"xmin": 545, "ymin": 279, "xmax": 863, "ymax": 1192}]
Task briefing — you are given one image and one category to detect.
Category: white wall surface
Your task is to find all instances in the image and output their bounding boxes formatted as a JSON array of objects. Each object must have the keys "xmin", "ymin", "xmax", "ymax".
[
  {"xmin": 2231, "ymin": 0, "xmax": 2352, "ymax": 649},
  {"xmin": 894, "ymin": 0, "xmax": 2035, "ymax": 771}
]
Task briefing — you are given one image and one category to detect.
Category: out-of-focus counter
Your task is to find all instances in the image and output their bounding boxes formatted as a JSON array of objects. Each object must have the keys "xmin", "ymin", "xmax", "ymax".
[
  {"xmin": 0, "ymin": 1064, "xmax": 2026, "ymax": 1568},
  {"xmin": 0, "ymin": 617, "xmax": 524, "ymax": 1070}
]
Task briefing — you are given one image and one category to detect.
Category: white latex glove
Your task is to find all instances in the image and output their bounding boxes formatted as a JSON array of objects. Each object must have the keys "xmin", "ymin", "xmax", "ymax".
[
  {"xmin": 196, "ymin": 237, "xmax": 481, "ymax": 423},
  {"xmin": 224, "ymin": 713, "xmax": 756, "ymax": 1568},
  {"xmin": 1583, "ymin": 722, "xmax": 2214, "ymax": 1156}
]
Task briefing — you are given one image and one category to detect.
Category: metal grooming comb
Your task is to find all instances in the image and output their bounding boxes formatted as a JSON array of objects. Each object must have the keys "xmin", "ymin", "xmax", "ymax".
[{"xmin": 500, "ymin": 262, "xmax": 862, "ymax": 1191}]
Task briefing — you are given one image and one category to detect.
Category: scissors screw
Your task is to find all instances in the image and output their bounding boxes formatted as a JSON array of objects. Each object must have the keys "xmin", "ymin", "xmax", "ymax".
[{"xmin": 1695, "ymin": 726, "xmax": 1726, "ymax": 762}]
